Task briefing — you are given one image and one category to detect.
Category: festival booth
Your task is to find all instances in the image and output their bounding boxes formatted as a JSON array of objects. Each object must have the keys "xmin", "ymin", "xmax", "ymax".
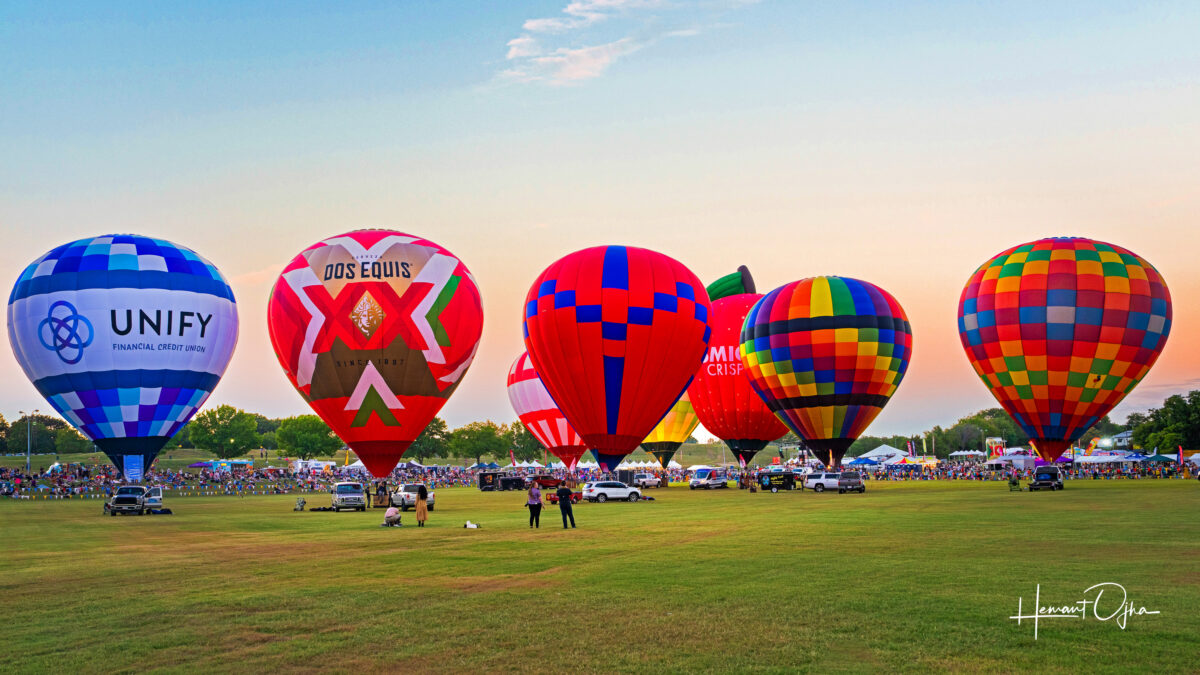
[{"xmin": 293, "ymin": 459, "xmax": 337, "ymax": 474}]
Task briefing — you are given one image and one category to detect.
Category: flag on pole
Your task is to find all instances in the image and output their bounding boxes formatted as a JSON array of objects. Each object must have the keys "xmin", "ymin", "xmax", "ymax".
[
  {"xmin": 922, "ymin": 435, "xmax": 928, "ymax": 455},
  {"xmin": 509, "ymin": 449, "xmax": 517, "ymax": 467},
  {"xmin": 906, "ymin": 441, "xmax": 915, "ymax": 458},
  {"xmin": 1179, "ymin": 445, "xmax": 1185, "ymax": 465}
]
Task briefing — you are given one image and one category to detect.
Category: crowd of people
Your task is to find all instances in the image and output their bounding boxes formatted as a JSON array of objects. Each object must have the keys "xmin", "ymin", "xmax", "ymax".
[{"xmin": 1, "ymin": 454, "xmax": 1194, "ymax": 501}]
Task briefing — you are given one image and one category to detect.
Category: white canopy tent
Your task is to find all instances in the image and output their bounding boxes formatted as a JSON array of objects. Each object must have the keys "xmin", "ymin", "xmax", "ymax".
[{"xmin": 949, "ymin": 450, "xmax": 985, "ymax": 457}]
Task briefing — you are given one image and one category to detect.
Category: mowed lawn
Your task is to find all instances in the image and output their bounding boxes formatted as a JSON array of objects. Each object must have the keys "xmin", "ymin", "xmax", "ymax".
[{"xmin": 1, "ymin": 481, "xmax": 1198, "ymax": 673}]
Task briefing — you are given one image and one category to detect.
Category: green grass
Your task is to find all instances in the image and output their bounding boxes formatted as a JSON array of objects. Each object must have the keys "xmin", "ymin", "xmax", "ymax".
[{"xmin": 1, "ymin": 481, "xmax": 1197, "ymax": 673}]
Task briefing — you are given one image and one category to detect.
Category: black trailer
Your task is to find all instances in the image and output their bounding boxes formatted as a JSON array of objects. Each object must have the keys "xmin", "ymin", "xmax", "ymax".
[
  {"xmin": 758, "ymin": 471, "xmax": 796, "ymax": 493},
  {"xmin": 478, "ymin": 471, "xmax": 500, "ymax": 491},
  {"xmin": 499, "ymin": 476, "xmax": 527, "ymax": 491}
]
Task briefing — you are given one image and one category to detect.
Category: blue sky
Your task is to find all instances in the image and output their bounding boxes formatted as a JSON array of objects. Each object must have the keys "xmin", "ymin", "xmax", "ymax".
[{"xmin": 2, "ymin": 1, "xmax": 1198, "ymax": 437}]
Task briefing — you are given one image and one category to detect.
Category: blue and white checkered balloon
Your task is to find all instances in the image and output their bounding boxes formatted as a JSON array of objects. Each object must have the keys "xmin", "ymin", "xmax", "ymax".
[{"xmin": 8, "ymin": 235, "xmax": 239, "ymax": 479}]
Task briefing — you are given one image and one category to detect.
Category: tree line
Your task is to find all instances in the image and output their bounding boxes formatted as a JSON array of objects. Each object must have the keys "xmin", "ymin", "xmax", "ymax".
[{"xmin": 3, "ymin": 390, "xmax": 1197, "ymax": 462}]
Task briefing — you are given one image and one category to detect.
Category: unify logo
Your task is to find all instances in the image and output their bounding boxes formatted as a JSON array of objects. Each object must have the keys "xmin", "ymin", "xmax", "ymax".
[
  {"xmin": 110, "ymin": 309, "xmax": 213, "ymax": 338},
  {"xmin": 39, "ymin": 301, "xmax": 94, "ymax": 364},
  {"xmin": 1010, "ymin": 583, "xmax": 1160, "ymax": 640}
]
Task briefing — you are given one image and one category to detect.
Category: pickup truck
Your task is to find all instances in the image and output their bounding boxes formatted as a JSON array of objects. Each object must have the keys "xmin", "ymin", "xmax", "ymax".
[
  {"xmin": 104, "ymin": 485, "xmax": 163, "ymax": 516},
  {"xmin": 632, "ymin": 473, "xmax": 662, "ymax": 488}
]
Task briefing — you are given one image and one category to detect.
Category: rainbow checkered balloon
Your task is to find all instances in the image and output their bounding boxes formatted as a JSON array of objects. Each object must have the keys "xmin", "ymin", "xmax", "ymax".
[
  {"xmin": 957, "ymin": 237, "xmax": 1171, "ymax": 461},
  {"xmin": 739, "ymin": 277, "xmax": 912, "ymax": 467}
]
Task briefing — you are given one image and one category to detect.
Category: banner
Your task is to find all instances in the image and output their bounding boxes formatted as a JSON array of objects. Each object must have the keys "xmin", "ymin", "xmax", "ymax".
[
  {"xmin": 124, "ymin": 455, "xmax": 144, "ymax": 483},
  {"xmin": 985, "ymin": 437, "xmax": 1005, "ymax": 459}
]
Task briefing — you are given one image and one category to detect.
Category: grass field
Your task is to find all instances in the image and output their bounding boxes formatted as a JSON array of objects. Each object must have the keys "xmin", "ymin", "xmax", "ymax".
[{"xmin": 2, "ymin": 480, "xmax": 1198, "ymax": 673}]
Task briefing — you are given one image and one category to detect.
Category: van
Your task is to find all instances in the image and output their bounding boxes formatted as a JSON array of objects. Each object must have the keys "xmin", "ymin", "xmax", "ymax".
[{"xmin": 689, "ymin": 468, "xmax": 729, "ymax": 490}]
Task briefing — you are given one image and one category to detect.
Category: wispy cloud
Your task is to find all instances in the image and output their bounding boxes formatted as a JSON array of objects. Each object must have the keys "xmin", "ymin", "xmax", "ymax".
[{"xmin": 498, "ymin": 0, "xmax": 756, "ymax": 85}]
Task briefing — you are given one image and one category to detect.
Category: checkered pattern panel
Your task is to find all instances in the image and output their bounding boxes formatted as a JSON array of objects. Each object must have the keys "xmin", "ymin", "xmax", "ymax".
[
  {"xmin": 46, "ymin": 385, "xmax": 209, "ymax": 441},
  {"xmin": 957, "ymin": 237, "xmax": 1172, "ymax": 451},
  {"xmin": 739, "ymin": 276, "xmax": 912, "ymax": 443},
  {"xmin": 10, "ymin": 234, "xmax": 232, "ymax": 303}
]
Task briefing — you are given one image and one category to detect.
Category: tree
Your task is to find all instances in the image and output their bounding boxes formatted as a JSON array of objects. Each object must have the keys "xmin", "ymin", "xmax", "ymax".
[
  {"xmin": 9, "ymin": 414, "xmax": 65, "ymax": 455},
  {"xmin": 188, "ymin": 404, "xmax": 261, "ymax": 459},
  {"xmin": 260, "ymin": 431, "xmax": 278, "ymax": 450},
  {"xmin": 54, "ymin": 427, "xmax": 93, "ymax": 455},
  {"xmin": 0, "ymin": 412, "xmax": 8, "ymax": 453},
  {"xmin": 164, "ymin": 423, "xmax": 190, "ymax": 449},
  {"xmin": 407, "ymin": 417, "xmax": 449, "ymax": 463},
  {"xmin": 507, "ymin": 422, "xmax": 543, "ymax": 462},
  {"xmin": 275, "ymin": 415, "xmax": 342, "ymax": 460},
  {"xmin": 251, "ymin": 413, "xmax": 282, "ymax": 435},
  {"xmin": 1129, "ymin": 391, "xmax": 1200, "ymax": 451},
  {"xmin": 1077, "ymin": 415, "xmax": 1123, "ymax": 446},
  {"xmin": 449, "ymin": 421, "xmax": 509, "ymax": 466}
]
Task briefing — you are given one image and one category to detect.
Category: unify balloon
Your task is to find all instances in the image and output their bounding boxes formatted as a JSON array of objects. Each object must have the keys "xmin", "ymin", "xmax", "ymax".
[
  {"xmin": 523, "ymin": 245, "xmax": 711, "ymax": 471},
  {"xmin": 7, "ymin": 235, "xmax": 238, "ymax": 479},
  {"xmin": 740, "ymin": 276, "xmax": 912, "ymax": 468},
  {"xmin": 689, "ymin": 294, "xmax": 788, "ymax": 467},
  {"xmin": 507, "ymin": 351, "xmax": 589, "ymax": 470},
  {"xmin": 267, "ymin": 230, "xmax": 482, "ymax": 477},
  {"xmin": 641, "ymin": 391, "xmax": 700, "ymax": 469},
  {"xmin": 957, "ymin": 237, "xmax": 1171, "ymax": 461}
]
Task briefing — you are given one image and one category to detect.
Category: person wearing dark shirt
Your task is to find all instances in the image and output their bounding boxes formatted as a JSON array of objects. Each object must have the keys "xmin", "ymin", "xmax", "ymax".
[{"xmin": 556, "ymin": 483, "xmax": 576, "ymax": 529}]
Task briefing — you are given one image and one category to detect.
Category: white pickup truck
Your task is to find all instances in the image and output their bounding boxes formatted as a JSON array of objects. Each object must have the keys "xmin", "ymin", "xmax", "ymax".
[{"xmin": 632, "ymin": 473, "xmax": 661, "ymax": 488}]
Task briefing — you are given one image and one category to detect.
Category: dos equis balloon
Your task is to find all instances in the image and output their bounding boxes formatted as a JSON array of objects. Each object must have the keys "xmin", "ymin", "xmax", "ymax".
[
  {"xmin": 267, "ymin": 230, "xmax": 483, "ymax": 477},
  {"xmin": 7, "ymin": 235, "xmax": 239, "ymax": 479}
]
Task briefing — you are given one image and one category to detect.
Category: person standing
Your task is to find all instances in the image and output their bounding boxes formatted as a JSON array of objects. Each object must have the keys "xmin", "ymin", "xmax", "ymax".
[
  {"xmin": 415, "ymin": 484, "xmax": 429, "ymax": 528},
  {"xmin": 526, "ymin": 483, "xmax": 542, "ymax": 529},
  {"xmin": 556, "ymin": 482, "xmax": 576, "ymax": 529}
]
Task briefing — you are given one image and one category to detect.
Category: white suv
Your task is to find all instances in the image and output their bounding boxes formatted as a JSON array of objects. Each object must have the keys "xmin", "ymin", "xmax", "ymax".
[
  {"xmin": 390, "ymin": 483, "xmax": 436, "ymax": 511},
  {"xmin": 632, "ymin": 473, "xmax": 661, "ymax": 488},
  {"xmin": 582, "ymin": 481, "xmax": 641, "ymax": 503},
  {"xmin": 802, "ymin": 472, "xmax": 841, "ymax": 493}
]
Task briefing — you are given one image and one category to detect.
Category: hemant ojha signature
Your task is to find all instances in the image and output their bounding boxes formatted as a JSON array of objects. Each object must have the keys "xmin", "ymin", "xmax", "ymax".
[{"xmin": 1010, "ymin": 583, "xmax": 1159, "ymax": 639}]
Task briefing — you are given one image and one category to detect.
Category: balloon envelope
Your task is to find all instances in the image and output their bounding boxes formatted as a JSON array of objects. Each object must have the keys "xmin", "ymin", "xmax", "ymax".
[
  {"xmin": 267, "ymin": 230, "xmax": 483, "ymax": 477},
  {"xmin": 740, "ymin": 276, "xmax": 912, "ymax": 468},
  {"xmin": 523, "ymin": 245, "xmax": 711, "ymax": 471},
  {"xmin": 7, "ymin": 235, "xmax": 238, "ymax": 478},
  {"xmin": 689, "ymin": 294, "xmax": 788, "ymax": 466},
  {"xmin": 957, "ymin": 237, "xmax": 1171, "ymax": 460},
  {"xmin": 641, "ymin": 390, "xmax": 700, "ymax": 468},
  {"xmin": 507, "ymin": 351, "xmax": 589, "ymax": 470}
]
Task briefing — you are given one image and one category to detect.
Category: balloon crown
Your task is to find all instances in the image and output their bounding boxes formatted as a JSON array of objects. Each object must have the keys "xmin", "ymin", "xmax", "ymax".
[{"xmin": 706, "ymin": 265, "xmax": 756, "ymax": 301}]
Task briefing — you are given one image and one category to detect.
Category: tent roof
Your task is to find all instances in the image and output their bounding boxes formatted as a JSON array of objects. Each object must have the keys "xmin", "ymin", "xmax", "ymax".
[{"xmin": 859, "ymin": 445, "xmax": 902, "ymax": 458}]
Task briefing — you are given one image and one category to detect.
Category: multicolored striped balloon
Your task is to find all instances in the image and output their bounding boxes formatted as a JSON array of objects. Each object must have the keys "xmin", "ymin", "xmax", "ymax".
[
  {"xmin": 641, "ymin": 391, "xmax": 700, "ymax": 468},
  {"xmin": 507, "ymin": 351, "xmax": 588, "ymax": 470},
  {"xmin": 957, "ymin": 237, "xmax": 1171, "ymax": 461},
  {"xmin": 739, "ymin": 277, "xmax": 912, "ymax": 468}
]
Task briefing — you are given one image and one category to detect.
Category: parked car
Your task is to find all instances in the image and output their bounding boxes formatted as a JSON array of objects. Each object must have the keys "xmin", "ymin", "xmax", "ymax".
[
  {"xmin": 389, "ymin": 483, "xmax": 436, "ymax": 511},
  {"xmin": 632, "ymin": 473, "xmax": 661, "ymax": 488},
  {"xmin": 582, "ymin": 481, "xmax": 642, "ymax": 502},
  {"xmin": 689, "ymin": 468, "xmax": 729, "ymax": 490},
  {"xmin": 837, "ymin": 471, "xmax": 866, "ymax": 494},
  {"xmin": 104, "ymin": 485, "xmax": 163, "ymax": 516},
  {"xmin": 331, "ymin": 482, "xmax": 367, "ymax": 511},
  {"xmin": 1029, "ymin": 465, "xmax": 1064, "ymax": 491},
  {"xmin": 546, "ymin": 489, "xmax": 582, "ymax": 505},
  {"xmin": 802, "ymin": 472, "xmax": 842, "ymax": 493}
]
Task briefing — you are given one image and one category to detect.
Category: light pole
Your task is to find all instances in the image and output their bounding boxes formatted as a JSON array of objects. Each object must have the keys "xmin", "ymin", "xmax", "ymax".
[{"xmin": 19, "ymin": 409, "xmax": 39, "ymax": 474}]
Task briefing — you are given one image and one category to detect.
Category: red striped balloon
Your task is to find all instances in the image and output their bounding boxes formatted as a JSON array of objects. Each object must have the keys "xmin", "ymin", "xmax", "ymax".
[{"xmin": 507, "ymin": 351, "xmax": 588, "ymax": 470}]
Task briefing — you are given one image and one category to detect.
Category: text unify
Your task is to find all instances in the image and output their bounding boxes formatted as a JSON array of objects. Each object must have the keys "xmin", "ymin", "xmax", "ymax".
[{"xmin": 110, "ymin": 310, "xmax": 213, "ymax": 338}]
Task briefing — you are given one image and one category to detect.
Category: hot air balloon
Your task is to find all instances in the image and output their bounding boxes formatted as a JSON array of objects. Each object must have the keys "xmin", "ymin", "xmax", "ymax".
[
  {"xmin": 507, "ymin": 351, "xmax": 589, "ymax": 470},
  {"xmin": 523, "ymin": 245, "xmax": 711, "ymax": 472},
  {"xmin": 7, "ymin": 235, "xmax": 239, "ymax": 480},
  {"xmin": 641, "ymin": 391, "xmax": 700, "ymax": 469},
  {"xmin": 957, "ymin": 237, "xmax": 1171, "ymax": 461},
  {"xmin": 267, "ymin": 230, "xmax": 483, "ymax": 477},
  {"xmin": 689, "ymin": 282, "xmax": 788, "ymax": 468},
  {"xmin": 740, "ymin": 276, "xmax": 912, "ymax": 469}
]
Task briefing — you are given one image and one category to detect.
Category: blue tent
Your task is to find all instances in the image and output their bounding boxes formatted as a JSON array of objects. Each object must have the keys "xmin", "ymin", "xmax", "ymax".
[{"xmin": 847, "ymin": 457, "xmax": 879, "ymax": 466}]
